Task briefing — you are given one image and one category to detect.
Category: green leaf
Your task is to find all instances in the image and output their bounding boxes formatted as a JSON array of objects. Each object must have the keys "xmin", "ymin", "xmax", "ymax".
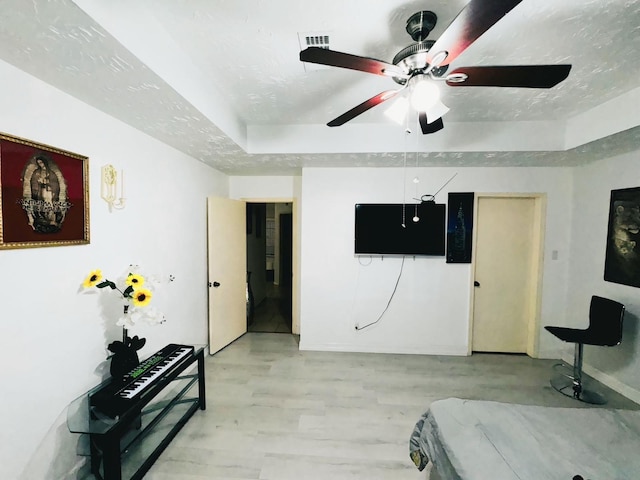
[
  {"xmin": 123, "ymin": 285, "xmax": 134, "ymax": 297},
  {"xmin": 96, "ymin": 280, "xmax": 117, "ymax": 289}
]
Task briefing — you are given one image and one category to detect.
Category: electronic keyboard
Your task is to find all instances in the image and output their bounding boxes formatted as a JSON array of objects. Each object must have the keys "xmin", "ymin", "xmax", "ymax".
[{"xmin": 90, "ymin": 343, "xmax": 195, "ymax": 418}]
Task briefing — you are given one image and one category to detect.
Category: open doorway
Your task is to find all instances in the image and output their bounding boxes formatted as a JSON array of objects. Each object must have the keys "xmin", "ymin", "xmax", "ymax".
[{"xmin": 246, "ymin": 202, "xmax": 293, "ymax": 333}]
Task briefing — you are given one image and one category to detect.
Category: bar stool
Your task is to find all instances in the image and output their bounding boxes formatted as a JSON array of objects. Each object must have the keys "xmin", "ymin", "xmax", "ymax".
[{"xmin": 544, "ymin": 295, "xmax": 624, "ymax": 405}]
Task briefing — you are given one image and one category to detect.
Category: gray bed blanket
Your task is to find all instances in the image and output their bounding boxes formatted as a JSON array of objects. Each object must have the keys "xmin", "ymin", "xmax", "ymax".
[{"xmin": 410, "ymin": 397, "xmax": 640, "ymax": 480}]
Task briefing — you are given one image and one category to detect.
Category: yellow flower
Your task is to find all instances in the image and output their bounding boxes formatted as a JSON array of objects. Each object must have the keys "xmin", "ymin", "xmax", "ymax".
[
  {"xmin": 83, "ymin": 269, "xmax": 103, "ymax": 288},
  {"xmin": 131, "ymin": 288, "xmax": 152, "ymax": 307},
  {"xmin": 126, "ymin": 273, "xmax": 145, "ymax": 288}
]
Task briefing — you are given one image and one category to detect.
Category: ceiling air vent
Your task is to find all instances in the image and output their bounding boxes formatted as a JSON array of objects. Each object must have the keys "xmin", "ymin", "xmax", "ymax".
[
  {"xmin": 303, "ymin": 34, "xmax": 330, "ymax": 49},
  {"xmin": 298, "ymin": 31, "xmax": 331, "ymax": 72}
]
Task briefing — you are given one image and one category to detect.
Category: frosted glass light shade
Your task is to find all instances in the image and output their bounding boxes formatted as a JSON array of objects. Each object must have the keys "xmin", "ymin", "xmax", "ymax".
[
  {"xmin": 384, "ymin": 97, "xmax": 409, "ymax": 125},
  {"xmin": 410, "ymin": 76, "xmax": 440, "ymax": 111},
  {"xmin": 424, "ymin": 100, "xmax": 450, "ymax": 124}
]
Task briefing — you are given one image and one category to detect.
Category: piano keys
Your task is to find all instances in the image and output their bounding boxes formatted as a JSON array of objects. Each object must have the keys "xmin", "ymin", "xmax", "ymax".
[{"xmin": 90, "ymin": 344, "xmax": 195, "ymax": 418}]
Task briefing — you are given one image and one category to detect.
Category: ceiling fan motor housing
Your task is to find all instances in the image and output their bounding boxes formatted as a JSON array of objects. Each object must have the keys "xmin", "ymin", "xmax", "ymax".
[
  {"xmin": 406, "ymin": 11, "xmax": 437, "ymax": 42},
  {"xmin": 390, "ymin": 11, "xmax": 448, "ymax": 84},
  {"xmin": 392, "ymin": 41, "xmax": 448, "ymax": 84}
]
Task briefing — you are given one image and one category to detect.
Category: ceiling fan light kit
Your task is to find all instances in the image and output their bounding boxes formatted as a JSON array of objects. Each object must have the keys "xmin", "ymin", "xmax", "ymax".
[
  {"xmin": 409, "ymin": 75, "xmax": 441, "ymax": 111},
  {"xmin": 424, "ymin": 100, "xmax": 450, "ymax": 125},
  {"xmin": 384, "ymin": 97, "xmax": 410, "ymax": 125},
  {"xmin": 299, "ymin": 0, "xmax": 572, "ymax": 135}
]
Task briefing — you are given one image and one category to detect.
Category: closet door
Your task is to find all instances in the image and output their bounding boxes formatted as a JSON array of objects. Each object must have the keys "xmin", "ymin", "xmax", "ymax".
[{"xmin": 472, "ymin": 196, "xmax": 539, "ymax": 353}]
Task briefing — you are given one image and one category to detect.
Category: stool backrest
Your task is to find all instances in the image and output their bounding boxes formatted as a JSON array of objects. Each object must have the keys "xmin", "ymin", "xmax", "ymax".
[{"xmin": 588, "ymin": 295, "xmax": 625, "ymax": 346}]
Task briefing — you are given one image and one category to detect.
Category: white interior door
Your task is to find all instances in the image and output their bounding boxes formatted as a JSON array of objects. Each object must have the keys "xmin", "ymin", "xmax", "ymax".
[
  {"xmin": 472, "ymin": 197, "xmax": 538, "ymax": 353},
  {"xmin": 207, "ymin": 196, "xmax": 247, "ymax": 354}
]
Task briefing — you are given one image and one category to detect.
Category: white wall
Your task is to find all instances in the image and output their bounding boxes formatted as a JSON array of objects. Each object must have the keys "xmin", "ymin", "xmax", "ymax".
[
  {"xmin": 0, "ymin": 60, "xmax": 228, "ymax": 479},
  {"xmin": 566, "ymin": 151, "xmax": 640, "ymax": 402},
  {"xmin": 229, "ymin": 176, "xmax": 299, "ymax": 200},
  {"xmin": 298, "ymin": 167, "xmax": 574, "ymax": 356}
]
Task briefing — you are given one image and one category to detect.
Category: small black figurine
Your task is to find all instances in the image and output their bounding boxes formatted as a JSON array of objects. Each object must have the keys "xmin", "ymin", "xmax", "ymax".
[{"xmin": 108, "ymin": 334, "xmax": 146, "ymax": 380}]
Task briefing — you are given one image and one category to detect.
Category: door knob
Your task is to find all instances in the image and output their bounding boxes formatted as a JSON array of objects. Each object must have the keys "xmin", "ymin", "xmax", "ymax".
[
  {"xmin": 209, "ymin": 281, "xmax": 221, "ymax": 288},
  {"xmin": 474, "ymin": 281, "xmax": 480, "ymax": 287}
]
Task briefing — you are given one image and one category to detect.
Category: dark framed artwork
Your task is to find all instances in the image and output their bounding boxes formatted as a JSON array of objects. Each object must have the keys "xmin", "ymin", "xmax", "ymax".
[
  {"xmin": 0, "ymin": 133, "xmax": 89, "ymax": 249},
  {"xmin": 604, "ymin": 187, "xmax": 640, "ymax": 287},
  {"xmin": 446, "ymin": 192, "xmax": 474, "ymax": 263}
]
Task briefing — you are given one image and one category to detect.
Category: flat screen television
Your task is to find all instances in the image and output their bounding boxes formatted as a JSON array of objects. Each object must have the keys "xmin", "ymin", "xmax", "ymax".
[{"xmin": 354, "ymin": 202, "xmax": 446, "ymax": 256}]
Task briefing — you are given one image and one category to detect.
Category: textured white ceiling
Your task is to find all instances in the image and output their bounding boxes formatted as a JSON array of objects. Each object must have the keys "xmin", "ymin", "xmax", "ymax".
[{"xmin": 0, "ymin": 0, "xmax": 638, "ymax": 175}]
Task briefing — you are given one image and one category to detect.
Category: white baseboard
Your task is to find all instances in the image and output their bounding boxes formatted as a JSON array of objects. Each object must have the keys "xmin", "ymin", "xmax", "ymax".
[
  {"xmin": 562, "ymin": 354, "xmax": 640, "ymax": 404},
  {"xmin": 298, "ymin": 341, "xmax": 469, "ymax": 356}
]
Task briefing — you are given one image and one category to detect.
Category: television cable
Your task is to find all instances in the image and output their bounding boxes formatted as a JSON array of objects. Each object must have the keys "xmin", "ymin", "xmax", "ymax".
[{"xmin": 355, "ymin": 256, "xmax": 406, "ymax": 331}]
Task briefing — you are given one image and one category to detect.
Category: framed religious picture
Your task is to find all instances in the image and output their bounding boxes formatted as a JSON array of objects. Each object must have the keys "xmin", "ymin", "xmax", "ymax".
[
  {"xmin": 604, "ymin": 187, "xmax": 640, "ymax": 287},
  {"xmin": 0, "ymin": 132, "xmax": 89, "ymax": 249}
]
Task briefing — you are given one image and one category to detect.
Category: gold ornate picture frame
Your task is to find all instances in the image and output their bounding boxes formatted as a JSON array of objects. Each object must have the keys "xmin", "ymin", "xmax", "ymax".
[{"xmin": 0, "ymin": 132, "xmax": 89, "ymax": 249}]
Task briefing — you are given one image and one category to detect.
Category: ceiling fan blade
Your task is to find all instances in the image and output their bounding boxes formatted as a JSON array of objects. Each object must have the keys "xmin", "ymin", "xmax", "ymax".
[
  {"xmin": 300, "ymin": 47, "xmax": 409, "ymax": 79},
  {"xmin": 327, "ymin": 90, "xmax": 402, "ymax": 127},
  {"xmin": 418, "ymin": 112, "xmax": 444, "ymax": 134},
  {"xmin": 426, "ymin": 0, "xmax": 523, "ymax": 68},
  {"xmin": 446, "ymin": 65, "xmax": 572, "ymax": 88}
]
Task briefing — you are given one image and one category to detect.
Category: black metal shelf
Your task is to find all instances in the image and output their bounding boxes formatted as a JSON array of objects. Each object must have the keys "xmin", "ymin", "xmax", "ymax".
[{"xmin": 68, "ymin": 346, "xmax": 206, "ymax": 480}]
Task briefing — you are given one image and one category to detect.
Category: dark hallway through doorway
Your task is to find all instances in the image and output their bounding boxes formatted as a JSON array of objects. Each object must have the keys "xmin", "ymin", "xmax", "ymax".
[{"xmin": 248, "ymin": 283, "xmax": 292, "ymax": 333}]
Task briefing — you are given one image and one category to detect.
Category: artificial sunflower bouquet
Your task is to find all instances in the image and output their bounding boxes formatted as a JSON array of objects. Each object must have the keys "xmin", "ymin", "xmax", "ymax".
[
  {"xmin": 82, "ymin": 265, "xmax": 171, "ymax": 377},
  {"xmin": 82, "ymin": 266, "xmax": 167, "ymax": 327}
]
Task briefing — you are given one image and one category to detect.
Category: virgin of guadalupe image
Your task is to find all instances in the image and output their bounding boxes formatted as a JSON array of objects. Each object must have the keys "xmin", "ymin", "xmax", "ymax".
[{"xmin": 19, "ymin": 153, "xmax": 71, "ymax": 234}]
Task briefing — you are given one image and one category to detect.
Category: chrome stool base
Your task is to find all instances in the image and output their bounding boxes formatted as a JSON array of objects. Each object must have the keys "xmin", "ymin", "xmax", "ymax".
[
  {"xmin": 550, "ymin": 369, "xmax": 606, "ymax": 405},
  {"xmin": 547, "ymin": 344, "xmax": 607, "ymax": 405}
]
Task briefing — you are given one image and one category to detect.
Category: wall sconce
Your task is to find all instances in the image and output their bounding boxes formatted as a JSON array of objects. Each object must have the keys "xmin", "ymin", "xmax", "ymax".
[{"xmin": 101, "ymin": 164, "xmax": 125, "ymax": 211}]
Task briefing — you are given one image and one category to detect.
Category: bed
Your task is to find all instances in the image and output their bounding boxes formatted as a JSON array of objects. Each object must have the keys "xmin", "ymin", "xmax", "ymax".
[{"xmin": 409, "ymin": 397, "xmax": 640, "ymax": 480}]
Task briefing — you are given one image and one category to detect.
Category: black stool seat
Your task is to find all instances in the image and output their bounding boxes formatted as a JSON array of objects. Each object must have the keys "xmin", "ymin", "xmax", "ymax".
[
  {"xmin": 544, "ymin": 295, "xmax": 624, "ymax": 404},
  {"xmin": 544, "ymin": 325, "xmax": 621, "ymax": 347}
]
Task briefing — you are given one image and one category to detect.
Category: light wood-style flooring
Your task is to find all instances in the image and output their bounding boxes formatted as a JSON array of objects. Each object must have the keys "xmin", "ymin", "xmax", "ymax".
[{"xmin": 142, "ymin": 333, "xmax": 638, "ymax": 479}]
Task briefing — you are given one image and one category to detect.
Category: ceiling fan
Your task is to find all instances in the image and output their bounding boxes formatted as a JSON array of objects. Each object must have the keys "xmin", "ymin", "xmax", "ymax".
[{"xmin": 299, "ymin": 0, "xmax": 571, "ymax": 134}]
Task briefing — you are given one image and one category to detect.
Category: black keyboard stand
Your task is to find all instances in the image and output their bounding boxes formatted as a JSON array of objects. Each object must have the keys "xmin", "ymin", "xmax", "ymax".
[{"xmin": 67, "ymin": 345, "xmax": 206, "ymax": 480}]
